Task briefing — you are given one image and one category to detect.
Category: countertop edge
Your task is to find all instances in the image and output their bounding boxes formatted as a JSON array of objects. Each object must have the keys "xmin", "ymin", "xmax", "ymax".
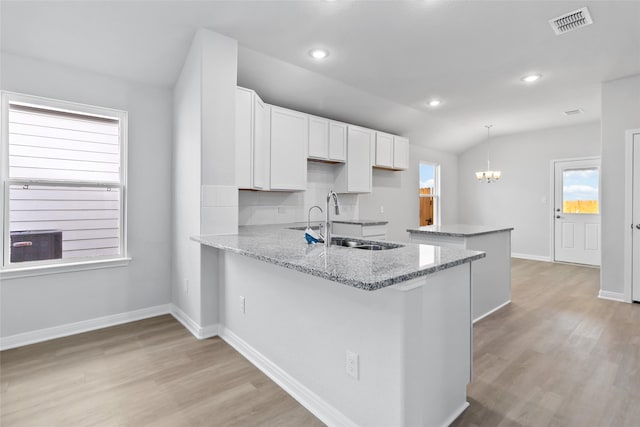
[
  {"xmin": 191, "ymin": 235, "xmax": 486, "ymax": 291},
  {"xmin": 406, "ymin": 227, "xmax": 514, "ymax": 237},
  {"xmin": 333, "ymin": 220, "xmax": 389, "ymax": 226}
]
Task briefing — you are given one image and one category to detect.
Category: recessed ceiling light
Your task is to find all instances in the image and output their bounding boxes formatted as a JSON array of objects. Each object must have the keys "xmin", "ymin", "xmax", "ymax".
[
  {"xmin": 428, "ymin": 99, "xmax": 441, "ymax": 107},
  {"xmin": 521, "ymin": 73, "xmax": 542, "ymax": 83},
  {"xmin": 309, "ymin": 48, "xmax": 329, "ymax": 60}
]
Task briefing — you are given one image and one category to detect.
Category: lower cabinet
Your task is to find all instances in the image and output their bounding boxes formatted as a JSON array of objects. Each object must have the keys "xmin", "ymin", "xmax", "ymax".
[{"xmin": 332, "ymin": 222, "xmax": 387, "ymax": 240}]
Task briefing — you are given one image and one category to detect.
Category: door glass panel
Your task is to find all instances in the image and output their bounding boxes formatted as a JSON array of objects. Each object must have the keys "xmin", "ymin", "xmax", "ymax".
[{"xmin": 562, "ymin": 168, "xmax": 599, "ymax": 214}]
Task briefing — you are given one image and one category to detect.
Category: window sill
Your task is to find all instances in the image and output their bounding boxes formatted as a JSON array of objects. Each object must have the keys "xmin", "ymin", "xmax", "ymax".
[{"xmin": 0, "ymin": 257, "xmax": 131, "ymax": 280}]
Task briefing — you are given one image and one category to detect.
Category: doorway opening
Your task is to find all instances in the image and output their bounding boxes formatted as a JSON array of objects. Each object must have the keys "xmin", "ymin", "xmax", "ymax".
[{"xmin": 419, "ymin": 162, "xmax": 440, "ymax": 226}]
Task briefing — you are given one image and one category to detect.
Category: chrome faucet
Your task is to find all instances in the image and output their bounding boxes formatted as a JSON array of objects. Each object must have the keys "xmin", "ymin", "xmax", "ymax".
[
  {"xmin": 308, "ymin": 205, "xmax": 323, "ymax": 230},
  {"xmin": 324, "ymin": 190, "xmax": 341, "ymax": 249}
]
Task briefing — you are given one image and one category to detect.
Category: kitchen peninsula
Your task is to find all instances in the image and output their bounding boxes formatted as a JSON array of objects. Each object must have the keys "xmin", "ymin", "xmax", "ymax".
[
  {"xmin": 407, "ymin": 225, "xmax": 513, "ymax": 322},
  {"xmin": 193, "ymin": 225, "xmax": 484, "ymax": 427}
]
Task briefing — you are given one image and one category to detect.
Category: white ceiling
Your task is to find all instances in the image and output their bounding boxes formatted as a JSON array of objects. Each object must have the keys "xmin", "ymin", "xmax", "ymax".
[{"xmin": 2, "ymin": 0, "xmax": 639, "ymax": 152}]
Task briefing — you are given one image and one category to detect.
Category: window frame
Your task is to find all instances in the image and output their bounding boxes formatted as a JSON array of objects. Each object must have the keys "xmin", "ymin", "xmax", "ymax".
[
  {"xmin": 419, "ymin": 161, "xmax": 441, "ymax": 226},
  {"xmin": 1, "ymin": 91, "xmax": 129, "ymax": 278}
]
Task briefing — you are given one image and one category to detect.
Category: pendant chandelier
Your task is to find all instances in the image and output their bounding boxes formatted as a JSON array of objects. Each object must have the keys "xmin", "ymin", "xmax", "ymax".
[{"xmin": 475, "ymin": 125, "xmax": 501, "ymax": 183}]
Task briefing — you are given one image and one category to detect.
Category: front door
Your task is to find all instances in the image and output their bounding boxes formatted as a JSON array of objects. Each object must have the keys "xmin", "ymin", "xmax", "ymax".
[{"xmin": 554, "ymin": 159, "xmax": 601, "ymax": 266}]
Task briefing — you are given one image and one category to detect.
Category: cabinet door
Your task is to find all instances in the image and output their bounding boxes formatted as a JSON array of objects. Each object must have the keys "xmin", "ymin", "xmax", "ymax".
[
  {"xmin": 393, "ymin": 136, "xmax": 409, "ymax": 170},
  {"xmin": 236, "ymin": 87, "xmax": 253, "ymax": 189},
  {"xmin": 308, "ymin": 116, "xmax": 329, "ymax": 159},
  {"xmin": 375, "ymin": 132, "xmax": 394, "ymax": 168},
  {"xmin": 328, "ymin": 121, "xmax": 347, "ymax": 162},
  {"xmin": 270, "ymin": 106, "xmax": 308, "ymax": 190},
  {"xmin": 346, "ymin": 126, "xmax": 373, "ymax": 193},
  {"xmin": 253, "ymin": 95, "xmax": 270, "ymax": 189}
]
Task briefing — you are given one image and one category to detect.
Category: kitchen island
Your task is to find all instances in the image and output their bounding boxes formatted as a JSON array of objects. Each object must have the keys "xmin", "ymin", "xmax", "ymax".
[
  {"xmin": 407, "ymin": 224, "xmax": 513, "ymax": 322},
  {"xmin": 193, "ymin": 225, "xmax": 484, "ymax": 427}
]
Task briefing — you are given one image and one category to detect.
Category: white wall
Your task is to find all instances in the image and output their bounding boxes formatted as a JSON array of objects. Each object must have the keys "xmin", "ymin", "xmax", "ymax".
[
  {"xmin": 0, "ymin": 52, "xmax": 173, "ymax": 338},
  {"xmin": 172, "ymin": 29, "xmax": 238, "ymax": 329},
  {"xmin": 600, "ymin": 74, "xmax": 640, "ymax": 296},
  {"xmin": 457, "ymin": 122, "xmax": 601, "ymax": 259},
  {"xmin": 172, "ymin": 34, "xmax": 204, "ymax": 324},
  {"xmin": 359, "ymin": 144, "xmax": 459, "ymax": 242}
]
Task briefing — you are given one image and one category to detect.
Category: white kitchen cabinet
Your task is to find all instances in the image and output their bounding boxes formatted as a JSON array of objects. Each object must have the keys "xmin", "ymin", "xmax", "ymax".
[
  {"xmin": 328, "ymin": 121, "xmax": 347, "ymax": 162},
  {"xmin": 236, "ymin": 87, "xmax": 271, "ymax": 190},
  {"xmin": 335, "ymin": 125, "xmax": 373, "ymax": 193},
  {"xmin": 374, "ymin": 132, "xmax": 394, "ymax": 168},
  {"xmin": 308, "ymin": 116, "xmax": 346, "ymax": 163},
  {"xmin": 332, "ymin": 221, "xmax": 388, "ymax": 240},
  {"xmin": 373, "ymin": 132, "xmax": 409, "ymax": 171},
  {"xmin": 270, "ymin": 106, "xmax": 308, "ymax": 191},
  {"xmin": 393, "ymin": 136, "xmax": 409, "ymax": 170}
]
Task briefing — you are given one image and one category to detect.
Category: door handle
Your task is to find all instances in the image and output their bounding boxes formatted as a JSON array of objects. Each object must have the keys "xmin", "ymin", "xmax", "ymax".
[
  {"xmin": 556, "ymin": 215, "xmax": 561, "ymax": 219},
  {"xmin": 636, "ymin": 224, "xmax": 640, "ymax": 230}
]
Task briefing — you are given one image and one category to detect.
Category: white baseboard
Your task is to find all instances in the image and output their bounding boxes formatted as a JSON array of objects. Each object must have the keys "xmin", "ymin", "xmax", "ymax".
[
  {"xmin": 169, "ymin": 304, "xmax": 219, "ymax": 340},
  {"xmin": 511, "ymin": 253, "xmax": 551, "ymax": 262},
  {"xmin": 440, "ymin": 401, "xmax": 470, "ymax": 427},
  {"xmin": 0, "ymin": 304, "xmax": 171, "ymax": 351},
  {"xmin": 598, "ymin": 290, "xmax": 629, "ymax": 303},
  {"xmin": 473, "ymin": 300, "xmax": 511, "ymax": 324},
  {"xmin": 219, "ymin": 327, "xmax": 358, "ymax": 427}
]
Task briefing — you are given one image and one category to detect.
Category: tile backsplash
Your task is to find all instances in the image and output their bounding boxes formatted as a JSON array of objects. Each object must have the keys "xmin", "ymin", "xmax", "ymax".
[{"xmin": 239, "ymin": 162, "xmax": 359, "ymax": 226}]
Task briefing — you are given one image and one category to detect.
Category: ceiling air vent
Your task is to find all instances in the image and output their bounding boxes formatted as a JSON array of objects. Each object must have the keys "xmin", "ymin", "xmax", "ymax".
[
  {"xmin": 549, "ymin": 7, "xmax": 593, "ymax": 35},
  {"xmin": 564, "ymin": 109, "xmax": 584, "ymax": 116}
]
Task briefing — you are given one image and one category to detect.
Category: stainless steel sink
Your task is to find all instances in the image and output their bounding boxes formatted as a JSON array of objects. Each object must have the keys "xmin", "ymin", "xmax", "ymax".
[{"xmin": 331, "ymin": 237, "xmax": 403, "ymax": 251}]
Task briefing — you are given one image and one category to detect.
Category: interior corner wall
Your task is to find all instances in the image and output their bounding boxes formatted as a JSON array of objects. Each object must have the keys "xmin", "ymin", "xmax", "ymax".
[
  {"xmin": 358, "ymin": 144, "xmax": 459, "ymax": 242},
  {"xmin": 601, "ymin": 74, "xmax": 640, "ymax": 295},
  {"xmin": 457, "ymin": 122, "xmax": 601, "ymax": 259},
  {"xmin": 0, "ymin": 52, "xmax": 173, "ymax": 338}
]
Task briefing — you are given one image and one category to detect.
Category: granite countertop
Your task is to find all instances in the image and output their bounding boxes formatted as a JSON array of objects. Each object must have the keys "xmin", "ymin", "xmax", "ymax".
[
  {"xmin": 407, "ymin": 224, "xmax": 514, "ymax": 237},
  {"xmin": 333, "ymin": 219, "xmax": 389, "ymax": 226},
  {"xmin": 192, "ymin": 224, "xmax": 485, "ymax": 291}
]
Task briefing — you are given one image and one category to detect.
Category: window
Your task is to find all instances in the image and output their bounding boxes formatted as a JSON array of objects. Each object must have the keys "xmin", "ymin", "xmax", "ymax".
[
  {"xmin": 1, "ymin": 92, "xmax": 128, "ymax": 272},
  {"xmin": 562, "ymin": 168, "xmax": 599, "ymax": 214},
  {"xmin": 419, "ymin": 162, "xmax": 440, "ymax": 226}
]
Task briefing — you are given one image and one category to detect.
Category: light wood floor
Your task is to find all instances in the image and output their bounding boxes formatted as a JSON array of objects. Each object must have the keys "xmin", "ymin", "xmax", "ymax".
[
  {"xmin": 1, "ymin": 259, "xmax": 638, "ymax": 426},
  {"xmin": 0, "ymin": 316, "xmax": 324, "ymax": 426},
  {"xmin": 453, "ymin": 259, "xmax": 640, "ymax": 427}
]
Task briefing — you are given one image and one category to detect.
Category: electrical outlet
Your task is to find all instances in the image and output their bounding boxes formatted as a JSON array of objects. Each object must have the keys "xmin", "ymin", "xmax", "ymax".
[
  {"xmin": 239, "ymin": 296, "xmax": 246, "ymax": 314},
  {"xmin": 346, "ymin": 350, "xmax": 359, "ymax": 379},
  {"xmin": 183, "ymin": 278, "xmax": 189, "ymax": 294}
]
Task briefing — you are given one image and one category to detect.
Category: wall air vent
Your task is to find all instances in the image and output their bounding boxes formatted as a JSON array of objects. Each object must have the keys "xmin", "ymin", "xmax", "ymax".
[
  {"xmin": 564, "ymin": 109, "xmax": 584, "ymax": 116},
  {"xmin": 549, "ymin": 7, "xmax": 593, "ymax": 35}
]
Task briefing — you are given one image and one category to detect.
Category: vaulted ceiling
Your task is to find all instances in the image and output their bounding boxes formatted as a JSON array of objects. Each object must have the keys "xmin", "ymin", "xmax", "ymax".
[{"xmin": 2, "ymin": 1, "xmax": 639, "ymax": 152}]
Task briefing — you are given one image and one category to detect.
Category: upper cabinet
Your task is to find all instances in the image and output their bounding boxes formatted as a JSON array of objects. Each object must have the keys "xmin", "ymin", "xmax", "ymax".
[
  {"xmin": 237, "ymin": 85, "xmax": 409, "ymax": 194},
  {"xmin": 308, "ymin": 115, "xmax": 346, "ymax": 163},
  {"xmin": 270, "ymin": 106, "xmax": 308, "ymax": 191},
  {"xmin": 373, "ymin": 132, "xmax": 409, "ymax": 171},
  {"xmin": 328, "ymin": 122, "xmax": 347, "ymax": 162},
  {"xmin": 236, "ymin": 87, "xmax": 270, "ymax": 190},
  {"xmin": 335, "ymin": 125, "xmax": 373, "ymax": 193},
  {"xmin": 393, "ymin": 136, "xmax": 409, "ymax": 170},
  {"xmin": 374, "ymin": 132, "xmax": 394, "ymax": 168}
]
